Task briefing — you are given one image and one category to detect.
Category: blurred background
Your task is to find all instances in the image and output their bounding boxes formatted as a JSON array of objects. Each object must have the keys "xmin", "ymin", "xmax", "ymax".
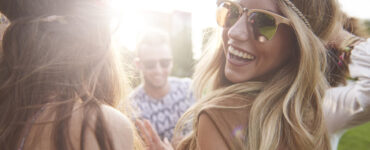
[{"xmin": 1, "ymin": 0, "xmax": 369, "ymax": 149}]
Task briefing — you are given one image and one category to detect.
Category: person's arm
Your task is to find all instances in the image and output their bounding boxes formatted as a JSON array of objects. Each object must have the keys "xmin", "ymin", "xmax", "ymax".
[
  {"xmin": 324, "ymin": 39, "xmax": 370, "ymax": 134},
  {"xmin": 70, "ymin": 104, "xmax": 135, "ymax": 150},
  {"xmin": 197, "ymin": 113, "xmax": 229, "ymax": 150}
]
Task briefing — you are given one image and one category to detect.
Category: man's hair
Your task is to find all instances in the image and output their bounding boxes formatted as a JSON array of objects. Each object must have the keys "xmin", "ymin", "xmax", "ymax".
[{"xmin": 136, "ymin": 28, "xmax": 170, "ymax": 55}]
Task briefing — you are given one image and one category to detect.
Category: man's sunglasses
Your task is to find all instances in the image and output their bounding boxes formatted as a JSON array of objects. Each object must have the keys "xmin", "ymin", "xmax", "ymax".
[
  {"xmin": 141, "ymin": 59, "xmax": 172, "ymax": 70},
  {"xmin": 216, "ymin": 0, "xmax": 291, "ymax": 42}
]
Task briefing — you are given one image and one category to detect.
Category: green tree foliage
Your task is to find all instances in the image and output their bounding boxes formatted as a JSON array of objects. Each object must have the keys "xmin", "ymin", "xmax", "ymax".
[{"xmin": 338, "ymin": 123, "xmax": 370, "ymax": 150}]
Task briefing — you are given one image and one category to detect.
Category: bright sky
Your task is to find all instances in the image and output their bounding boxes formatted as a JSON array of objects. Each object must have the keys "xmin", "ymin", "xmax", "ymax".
[
  {"xmin": 110, "ymin": 0, "xmax": 216, "ymax": 53},
  {"xmin": 110, "ymin": 0, "xmax": 370, "ymax": 55},
  {"xmin": 339, "ymin": 0, "xmax": 370, "ymax": 19}
]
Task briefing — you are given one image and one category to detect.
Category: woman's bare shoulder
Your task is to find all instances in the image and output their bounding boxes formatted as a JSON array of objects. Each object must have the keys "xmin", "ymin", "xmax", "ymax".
[
  {"xmin": 69, "ymin": 104, "xmax": 135, "ymax": 150},
  {"xmin": 100, "ymin": 105, "xmax": 134, "ymax": 150}
]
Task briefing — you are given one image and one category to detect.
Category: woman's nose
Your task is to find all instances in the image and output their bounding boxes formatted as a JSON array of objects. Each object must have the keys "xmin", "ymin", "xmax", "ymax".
[{"xmin": 227, "ymin": 14, "xmax": 250, "ymax": 42}]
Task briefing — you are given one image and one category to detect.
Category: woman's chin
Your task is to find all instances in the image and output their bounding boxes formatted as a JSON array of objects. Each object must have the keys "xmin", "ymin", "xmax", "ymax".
[{"xmin": 224, "ymin": 71, "xmax": 251, "ymax": 84}]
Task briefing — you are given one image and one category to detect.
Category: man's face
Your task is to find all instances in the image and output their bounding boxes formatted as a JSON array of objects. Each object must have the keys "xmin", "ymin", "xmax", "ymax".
[{"xmin": 137, "ymin": 44, "xmax": 173, "ymax": 88}]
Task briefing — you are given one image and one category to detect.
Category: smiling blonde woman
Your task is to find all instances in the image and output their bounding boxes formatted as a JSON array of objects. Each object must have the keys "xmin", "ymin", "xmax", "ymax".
[{"xmin": 175, "ymin": 0, "xmax": 369, "ymax": 150}]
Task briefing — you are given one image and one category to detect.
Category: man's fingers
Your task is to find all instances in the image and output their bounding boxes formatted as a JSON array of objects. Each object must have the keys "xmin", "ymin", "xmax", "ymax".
[
  {"xmin": 163, "ymin": 138, "xmax": 174, "ymax": 150},
  {"xmin": 163, "ymin": 138, "xmax": 171, "ymax": 145},
  {"xmin": 135, "ymin": 120, "xmax": 153, "ymax": 148},
  {"xmin": 140, "ymin": 119, "xmax": 174, "ymax": 150},
  {"xmin": 143, "ymin": 119, "xmax": 162, "ymax": 144}
]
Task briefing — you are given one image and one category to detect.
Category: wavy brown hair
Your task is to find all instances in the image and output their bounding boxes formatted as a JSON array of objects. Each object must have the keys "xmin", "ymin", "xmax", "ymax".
[{"xmin": 0, "ymin": 2, "xmax": 136, "ymax": 150}]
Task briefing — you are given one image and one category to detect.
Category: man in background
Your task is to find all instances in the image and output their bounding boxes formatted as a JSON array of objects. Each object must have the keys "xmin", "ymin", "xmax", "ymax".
[{"xmin": 130, "ymin": 29, "xmax": 195, "ymax": 145}]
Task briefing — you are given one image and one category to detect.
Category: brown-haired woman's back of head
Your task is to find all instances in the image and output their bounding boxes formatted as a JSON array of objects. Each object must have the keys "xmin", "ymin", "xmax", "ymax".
[{"xmin": 0, "ymin": 2, "xmax": 137, "ymax": 150}]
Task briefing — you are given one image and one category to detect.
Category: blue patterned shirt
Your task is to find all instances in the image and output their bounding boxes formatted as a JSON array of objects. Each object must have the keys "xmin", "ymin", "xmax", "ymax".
[{"xmin": 130, "ymin": 77, "xmax": 195, "ymax": 140}]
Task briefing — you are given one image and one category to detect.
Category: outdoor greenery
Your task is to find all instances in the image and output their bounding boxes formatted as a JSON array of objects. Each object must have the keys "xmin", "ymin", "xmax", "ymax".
[{"xmin": 338, "ymin": 123, "xmax": 370, "ymax": 150}]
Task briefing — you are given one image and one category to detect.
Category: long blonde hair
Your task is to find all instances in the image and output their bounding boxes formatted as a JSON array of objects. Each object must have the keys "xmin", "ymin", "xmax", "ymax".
[{"xmin": 176, "ymin": 0, "xmax": 342, "ymax": 149}]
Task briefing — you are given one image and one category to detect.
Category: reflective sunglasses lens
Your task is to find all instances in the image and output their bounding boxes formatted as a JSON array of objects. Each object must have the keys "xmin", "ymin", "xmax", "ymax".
[
  {"xmin": 249, "ymin": 12, "xmax": 277, "ymax": 42},
  {"xmin": 216, "ymin": 2, "xmax": 240, "ymax": 27}
]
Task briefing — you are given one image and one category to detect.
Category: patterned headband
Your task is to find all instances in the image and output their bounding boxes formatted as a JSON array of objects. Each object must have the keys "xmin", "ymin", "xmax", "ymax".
[{"xmin": 281, "ymin": 0, "xmax": 312, "ymax": 29}]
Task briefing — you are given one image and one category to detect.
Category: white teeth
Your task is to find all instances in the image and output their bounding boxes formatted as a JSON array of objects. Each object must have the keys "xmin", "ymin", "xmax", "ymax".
[
  {"xmin": 238, "ymin": 52, "xmax": 243, "ymax": 57},
  {"xmin": 228, "ymin": 46, "xmax": 255, "ymax": 60}
]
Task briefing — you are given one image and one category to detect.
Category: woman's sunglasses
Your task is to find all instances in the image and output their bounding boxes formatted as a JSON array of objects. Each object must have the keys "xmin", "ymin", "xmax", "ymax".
[{"xmin": 216, "ymin": 0, "xmax": 291, "ymax": 42}]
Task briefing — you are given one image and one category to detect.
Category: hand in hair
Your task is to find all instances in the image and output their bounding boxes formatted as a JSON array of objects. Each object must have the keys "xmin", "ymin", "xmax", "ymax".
[
  {"xmin": 327, "ymin": 26, "xmax": 353, "ymax": 49},
  {"xmin": 136, "ymin": 119, "xmax": 174, "ymax": 150}
]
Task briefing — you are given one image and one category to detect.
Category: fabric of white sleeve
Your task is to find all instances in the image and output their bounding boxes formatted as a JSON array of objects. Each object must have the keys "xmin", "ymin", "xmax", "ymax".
[{"xmin": 324, "ymin": 38, "xmax": 370, "ymax": 150}]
